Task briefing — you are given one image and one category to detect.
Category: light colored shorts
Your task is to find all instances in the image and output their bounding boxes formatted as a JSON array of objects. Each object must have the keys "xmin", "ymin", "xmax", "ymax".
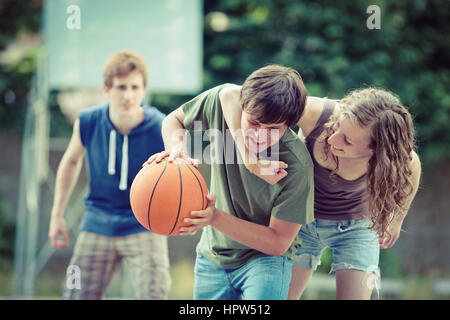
[
  {"xmin": 63, "ymin": 231, "xmax": 171, "ymax": 300},
  {"xmin": 294, "ymin": 219, "xmax": 380, "ymax": 279}
]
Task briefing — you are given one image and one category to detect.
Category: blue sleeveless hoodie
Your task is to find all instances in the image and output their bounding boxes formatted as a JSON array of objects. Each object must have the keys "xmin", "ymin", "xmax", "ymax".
[{"xmin": 78, "ymin": 104, "xmax": 165, "ymax": 236}]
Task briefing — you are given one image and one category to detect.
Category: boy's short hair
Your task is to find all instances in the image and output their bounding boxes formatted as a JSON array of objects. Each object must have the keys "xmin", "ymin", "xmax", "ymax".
[
  {"xmin": 240, "ymin": 65, "xmax": 308, "ymax": 127},
  {"xmin": 103, "ymin": 50, "xmax": 148, "ymax": 88}
]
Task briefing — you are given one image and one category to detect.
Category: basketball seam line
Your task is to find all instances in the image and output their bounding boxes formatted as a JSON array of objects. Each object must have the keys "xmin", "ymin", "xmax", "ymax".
[
  {"xmin": 169, "ymin": 160, "xmax": 183, "ymax": 235},
  {"xmin": 147, "ymin": 160, "xmax": 168, "ymax": 232},
  {"xmin": 185, "ymin": 163, "xmax": 206, "ymax": 210}
]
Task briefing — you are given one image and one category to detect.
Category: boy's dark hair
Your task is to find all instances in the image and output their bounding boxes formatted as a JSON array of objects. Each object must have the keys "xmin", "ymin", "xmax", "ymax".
[{"xmin": 240, "ymin": 65, "xmax": 308, "ymax": 127}]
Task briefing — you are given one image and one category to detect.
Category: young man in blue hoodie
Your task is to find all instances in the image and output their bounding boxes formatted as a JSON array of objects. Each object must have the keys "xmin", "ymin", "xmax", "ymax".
[{"xmin": 48, "ymin": 50, "xmax": 171, "ymax": 299}]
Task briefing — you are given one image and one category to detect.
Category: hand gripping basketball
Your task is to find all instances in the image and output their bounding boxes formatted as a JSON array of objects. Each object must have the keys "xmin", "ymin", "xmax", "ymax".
[
  {"xmin": 143, "ymin": 149, "xmax": 200, "ymax": 168},
  {"xmin": 131, "ymin": 158, "xmax": 208, "ymax": 236},
  {"xmin": 179, "ymin": 194, "xmax": 217, "ymax": 236}
]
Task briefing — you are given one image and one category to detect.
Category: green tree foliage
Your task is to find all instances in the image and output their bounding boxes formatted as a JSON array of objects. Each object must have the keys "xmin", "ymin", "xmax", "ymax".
[
  {"xmin": 0, "ymin": 0, "xmax": 43, "ymax": 136},
  {"xmin": 0, "ymin": 0, "xmax": 42, "ymax": 50},
  {"xmin": 0, "ymin": 51, "xmax": 37, "ymax": 136},
  {"xmin": 201, "ymin": 0, "xmax": 450, "ymax": 165},
  {"xmin": 0, "ymin": 0, "xmax": 449, "ymax": 165},
  {"xmin": 0, "ymin": 193, "xmax": 15, "ymax": 267}
]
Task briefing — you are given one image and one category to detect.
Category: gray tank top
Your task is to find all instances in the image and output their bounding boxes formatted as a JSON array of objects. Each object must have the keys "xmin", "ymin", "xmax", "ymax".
[{"xmin": 305, "ymin": 99, "xmax": 369, "ymax": 220}]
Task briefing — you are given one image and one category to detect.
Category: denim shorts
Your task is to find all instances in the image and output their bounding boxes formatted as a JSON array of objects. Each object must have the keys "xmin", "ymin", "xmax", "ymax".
[
  {"xmin": 294, "ymin": 219, "xmax": 380, "ymax": 278},
  {"xmin": 194, "ymin": 251, "xmax": 293, "ymax": 300}
]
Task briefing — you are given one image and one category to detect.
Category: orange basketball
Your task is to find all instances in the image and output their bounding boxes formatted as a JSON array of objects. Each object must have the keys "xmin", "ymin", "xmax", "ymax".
[{"xmin": 130, "ymin": 159, "xmax": 208, "ymax": 236}]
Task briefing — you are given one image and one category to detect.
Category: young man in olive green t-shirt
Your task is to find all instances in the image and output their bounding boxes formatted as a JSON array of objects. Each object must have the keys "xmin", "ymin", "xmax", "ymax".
[{"xmin": 146, "ymin": 65, "xmax": 314, "ymax": 300}]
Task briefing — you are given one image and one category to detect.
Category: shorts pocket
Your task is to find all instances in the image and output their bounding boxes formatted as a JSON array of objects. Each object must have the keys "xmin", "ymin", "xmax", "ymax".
[{"xmin": 337, "ymin": 219, "xmax": 371, "ymax": 233}]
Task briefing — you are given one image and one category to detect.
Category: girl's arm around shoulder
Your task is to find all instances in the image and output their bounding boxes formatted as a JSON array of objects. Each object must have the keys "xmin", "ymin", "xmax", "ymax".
[{"xmin": 297, "ymin": 96, "xmax": 326, "ymax": 138}]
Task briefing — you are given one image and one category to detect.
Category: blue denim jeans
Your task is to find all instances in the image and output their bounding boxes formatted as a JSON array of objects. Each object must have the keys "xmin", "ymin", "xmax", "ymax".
[{"xmin": 193, "ymin": 251, "xmax": 293, "ymax": 300}]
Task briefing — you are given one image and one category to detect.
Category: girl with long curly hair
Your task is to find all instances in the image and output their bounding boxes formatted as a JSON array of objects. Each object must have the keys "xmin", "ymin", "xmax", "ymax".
[
  {"xmin": 219, "ymin": 86, "xmax": 421, "ymax": 300},
  {"xmin": 286, "ymin": 88, "xmax": 421, "ymax": 300}
]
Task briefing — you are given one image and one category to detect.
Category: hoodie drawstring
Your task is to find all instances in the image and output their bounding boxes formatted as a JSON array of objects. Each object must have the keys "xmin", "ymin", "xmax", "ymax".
[
  {"xmin": 108, "ymin": 130, "xmax": 116, "ymax": 175},
  {"xmin": 119, "ymin": 134, "xmax": 128, "ymax": 190},
  {"xmin": 108, "ymin": 129, "xmax": 129, "ymax": 190}
]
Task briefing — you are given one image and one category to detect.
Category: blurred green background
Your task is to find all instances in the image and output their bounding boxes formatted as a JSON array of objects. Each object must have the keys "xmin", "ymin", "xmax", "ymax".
[{"xmin": 0, "ymin": 0, "xmax": 449, "ymax": 299}]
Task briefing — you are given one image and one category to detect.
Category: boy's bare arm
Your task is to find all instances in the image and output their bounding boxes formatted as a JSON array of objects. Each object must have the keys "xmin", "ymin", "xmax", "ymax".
[{"xmin": 49, "ymin": 119, "xmax": 85, "ymax": 249}]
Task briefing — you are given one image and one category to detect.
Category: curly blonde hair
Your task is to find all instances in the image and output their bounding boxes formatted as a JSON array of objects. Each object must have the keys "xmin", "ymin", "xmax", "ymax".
[{"xmin": 321, "ymin": 88, "xmax": 416, "ymax": 239}]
